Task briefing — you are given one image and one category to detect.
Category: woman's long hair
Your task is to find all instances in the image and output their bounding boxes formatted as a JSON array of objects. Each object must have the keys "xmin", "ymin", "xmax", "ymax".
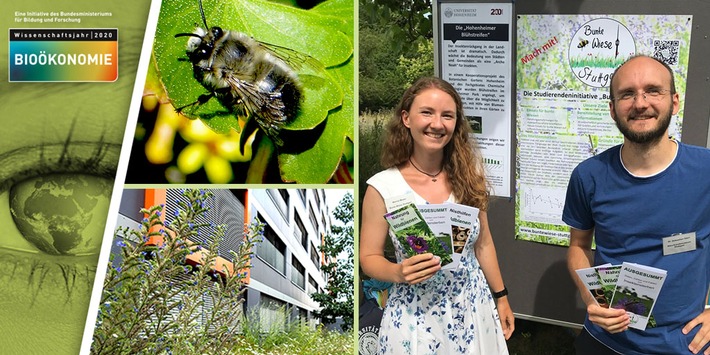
[{"xmin": 381, "ymin": 76, "xmax": 490, "ymax": 210}]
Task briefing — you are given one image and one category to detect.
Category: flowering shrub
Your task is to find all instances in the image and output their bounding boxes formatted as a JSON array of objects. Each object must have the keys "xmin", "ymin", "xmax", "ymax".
[{"xmin": 91, "ymin": 189, "xmax": 263, "ymax": 355}]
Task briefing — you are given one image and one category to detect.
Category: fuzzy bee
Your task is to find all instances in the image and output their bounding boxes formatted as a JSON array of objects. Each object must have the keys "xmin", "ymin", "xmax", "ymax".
[
  {"xmin": 175, "ymin": 0, "xmax": 307, "ymax": 153},
  {"xmin": 578, "ymin": 39, "xmax": 589, "ymax": 49}
]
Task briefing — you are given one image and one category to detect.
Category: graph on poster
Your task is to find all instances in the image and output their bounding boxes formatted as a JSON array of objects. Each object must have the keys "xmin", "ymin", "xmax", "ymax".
[{"xmin": 521, "ymin": 184, "xmax": 565, "ymax": 224}]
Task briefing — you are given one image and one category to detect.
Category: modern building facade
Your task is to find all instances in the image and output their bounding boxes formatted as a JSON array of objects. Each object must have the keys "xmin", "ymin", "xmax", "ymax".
[{"xmin": 113, "ymin": 188, "xmax": 334, "ymax": 330}]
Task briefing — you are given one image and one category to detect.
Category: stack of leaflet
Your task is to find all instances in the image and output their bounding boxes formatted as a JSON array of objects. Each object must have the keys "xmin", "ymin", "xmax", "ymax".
[
  {"xmin": 383, "ymin": 202, "xmax": 479, "ymax": 269},
  {"xmin": 575, "ymin": 262, "xmax": 667, "ymax": 330}
]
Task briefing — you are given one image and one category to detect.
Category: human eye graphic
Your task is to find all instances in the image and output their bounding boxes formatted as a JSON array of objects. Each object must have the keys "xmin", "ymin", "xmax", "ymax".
[
  {"xmin": 0, "ymin": 134, "xmax": 119, "ymax": 299},
  {"xmin": 0, "ymin": 128, "xmax": 120, "ymax": 353}
]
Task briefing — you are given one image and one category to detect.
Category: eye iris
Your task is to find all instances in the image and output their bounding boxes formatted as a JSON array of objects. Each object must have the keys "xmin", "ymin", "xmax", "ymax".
[{"xmin": 9, "ymin": 174, "xmax": 112, "ymax": 256}]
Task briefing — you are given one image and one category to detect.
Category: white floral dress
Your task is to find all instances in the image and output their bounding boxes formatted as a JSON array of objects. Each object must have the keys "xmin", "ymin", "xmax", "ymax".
[{"xmin": 368, "ymin": 168, "xmax": 508, "ymax": 355}]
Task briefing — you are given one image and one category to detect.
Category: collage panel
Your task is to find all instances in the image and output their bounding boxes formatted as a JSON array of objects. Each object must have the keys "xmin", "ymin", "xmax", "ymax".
[
  {"xmin": 88, "ymin": 188, "xmax": 354, "ymax": 354},
  {"xmin": 125, "ymin": 0, "xmax": 354, "ymax": 184},
  {"xmin": 3, "ymin": 0, "xmax": 356, "ymax": 353},
  {"xmin": 0, "ymin": 0, "xmax": 152, "ymax": 353}
]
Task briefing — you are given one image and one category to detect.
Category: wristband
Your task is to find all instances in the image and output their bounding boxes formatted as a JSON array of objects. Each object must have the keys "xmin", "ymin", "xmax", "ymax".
[{"xmin": 492, "ymin": 286, "xmax": 508, "ymax": 299}]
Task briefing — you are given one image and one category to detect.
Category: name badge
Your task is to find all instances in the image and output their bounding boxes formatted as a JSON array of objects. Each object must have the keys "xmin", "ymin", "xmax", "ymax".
[{"xmin": 662, "ymin": 232, "xmax": 696, "ymax": 256}]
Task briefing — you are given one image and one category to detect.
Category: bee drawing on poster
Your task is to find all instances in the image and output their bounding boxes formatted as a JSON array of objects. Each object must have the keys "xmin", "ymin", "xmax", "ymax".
[{"xmin": 568, "ymin": 18, "xmax": 636, "ymax": 88}]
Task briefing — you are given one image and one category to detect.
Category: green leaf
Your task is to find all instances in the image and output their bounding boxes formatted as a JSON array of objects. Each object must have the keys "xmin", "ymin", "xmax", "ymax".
[
  {"xmin": 312, "ymin": 0, "xmax": 355, "ymax": 38},
  {"xmin": 279, "ymin": 51, "xmax": 354, "ymax": 183},
  {"xmin": 235, "ymin": 0, "xmax": 352, "ymax": 66}
]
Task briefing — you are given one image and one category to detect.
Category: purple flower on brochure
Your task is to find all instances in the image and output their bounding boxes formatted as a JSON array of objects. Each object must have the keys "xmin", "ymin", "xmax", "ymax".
[
  {"xmin": 406, "ymin": 235, "xmax": 429, "ymax": 253},
  {"xmin": 613, "ymin": 297, "xmax": 648, "ymax": 316},
  {"xmin": 439, "ymin": 240, "xmax": 450, "ymax": 253}
]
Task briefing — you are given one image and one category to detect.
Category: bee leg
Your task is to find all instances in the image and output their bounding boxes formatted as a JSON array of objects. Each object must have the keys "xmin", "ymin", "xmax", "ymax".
[
  {"xmin": 175, "ymin": 92, "xmax": 215, "ymax": 113},
  {"xmin": 277, "ymin": 118, "xmax": 327, "ymax": 154},
  {"xmin": 239, "ymin": 116, "xmax": 262, "ymax": 155}
]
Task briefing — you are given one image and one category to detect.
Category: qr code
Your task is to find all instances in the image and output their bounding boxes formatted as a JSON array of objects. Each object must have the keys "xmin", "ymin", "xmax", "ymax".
[{"xmin": 653, "ymin": 39, "xmax": 679, "ymax": 65}]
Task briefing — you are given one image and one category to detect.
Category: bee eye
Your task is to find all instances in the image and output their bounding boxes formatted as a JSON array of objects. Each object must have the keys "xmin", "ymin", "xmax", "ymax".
[{"xmin": 211, "ymin": 26, "xmax": 223, "ymax": 39}]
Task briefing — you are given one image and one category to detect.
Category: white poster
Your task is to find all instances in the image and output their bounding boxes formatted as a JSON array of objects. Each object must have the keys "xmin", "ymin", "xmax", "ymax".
[{"xmin": 438, "ymin": 3, "xmax": 513, "ymax": 198}]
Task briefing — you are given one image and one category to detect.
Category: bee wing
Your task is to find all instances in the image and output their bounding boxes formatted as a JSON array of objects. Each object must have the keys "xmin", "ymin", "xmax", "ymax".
[
  {"xmin": 256, "ymin": 41, "xmax": 326, "ymax": 76},
  {"xmin": 225, "ymin": 77, "xmax": 287, "ymax": 146}
]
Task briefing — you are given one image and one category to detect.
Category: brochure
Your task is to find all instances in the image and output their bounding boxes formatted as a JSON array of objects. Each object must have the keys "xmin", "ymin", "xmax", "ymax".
[
  {"xmin": 384, "ymin": 203, "xmax": 453, "ymax": 265},
  {"xmin": 417, "ymin": 204, "xmax": 458, "ymax": 269},
  {"xmin": 595, "ymin": 264, "xmax": 622, "ymax": 287},
  {"xmin": 447, "ymin": 203, "xmax": 479, "ymax": 254},
  {"xmin": 609, "ymin": 262, "xmax": 667, "ymax": 330},
  {"xmin": 575, "ymin": 265, "xmax": 611, "ymax": 308},
  {"xmin": 3, "ymin": 0, "xmax": 152, "ymax": 354}
]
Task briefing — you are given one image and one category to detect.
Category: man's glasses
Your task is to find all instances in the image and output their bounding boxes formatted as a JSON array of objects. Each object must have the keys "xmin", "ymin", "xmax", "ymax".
[{"xmin": 612, "ymin": 88, "xmax": 671, "ymax": 104}]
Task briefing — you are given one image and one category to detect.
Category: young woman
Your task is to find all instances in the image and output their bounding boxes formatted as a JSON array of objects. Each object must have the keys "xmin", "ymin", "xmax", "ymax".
[{"xmin": 360, "ymin": 77, "xmax": 514, "ymax": 354}]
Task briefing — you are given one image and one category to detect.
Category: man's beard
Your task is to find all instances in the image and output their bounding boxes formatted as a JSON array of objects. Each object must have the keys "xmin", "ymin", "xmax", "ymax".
[{"xmin": 614, "ymin": 104, "xmax": 672, "ymax": 144}]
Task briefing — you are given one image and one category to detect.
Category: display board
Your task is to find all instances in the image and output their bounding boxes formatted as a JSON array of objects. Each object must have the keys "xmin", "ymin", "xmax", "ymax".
[{"xmin": 433, "ymin": 0, "xmax": 710, "ymax": 327}]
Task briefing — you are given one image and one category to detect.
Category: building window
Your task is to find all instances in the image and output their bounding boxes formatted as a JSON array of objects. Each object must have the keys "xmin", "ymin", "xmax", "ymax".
[
  {"xmin": 308, "ymin": 274, "xmax": 318, "ymax": 295},
  {"xmin": 295, "ymin": 213, "xmax": 307, "ymax": 250},
  {"xmin": 297, "ymin": 189, "xmax": 307, "ymax": 203},
  {"xmin": 259, "ymin": 294, "xmax": 286, "ymax": 331},
  {"xmin": 309, "ymin": 206, "xmax": 318, "ymax": 230},
  {"xmin": 313, "ymin": 189, "xmax": 321, "ymax": 207},
  {"xmin": 291, "ymin": 256, "xmax": 305, "ymax": 289},
  {"xmin": 278, "ymin": 189, "xmax": 289, "ymax": 204},
  {"xmin": 310, "ymin": 243, "xmax": 320, "ymax": 267},
  {"xmin": 257, "ymin": 217, "xmax": 286, "ymax": 274},
  {"xmin": 267, "ymin": 189, "xmax": 289, "ymax": 221}
]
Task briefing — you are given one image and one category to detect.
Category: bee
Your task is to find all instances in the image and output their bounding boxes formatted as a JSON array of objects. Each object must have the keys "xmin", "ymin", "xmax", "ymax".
[
  {"xmin": 578, "ymin": 39, "xmax": 589, "ymax": 49},
  {"xmin": 174, "ymin": 0, "xmax": 306, "ymax": 153}
]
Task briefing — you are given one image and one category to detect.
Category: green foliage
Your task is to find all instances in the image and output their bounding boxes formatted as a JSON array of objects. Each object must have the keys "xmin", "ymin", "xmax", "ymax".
[
  {"xmin": 153, "ymin": 0, "xmax": 354, "ymax": 183},
  {"xmin": 358, "ymin": 111, "xmax": 387, "ymax": 201},
  {"xmin": 397, "ymin": 39, "xmax": 435, "ymax": 88},
  {"xmin": 233, "ymin": 311, "xmax": 353, "ymax": 354},
  {"xmin": 91, "ymin": 189, "xmax": 264, "ymax": 355},
  {"xmin": 360, "ymin": 0, "xmax": 433, "ymax": 44},
  {"xmin": 506, "ymin": 319, "xmax": 576, "ymax": 355},
  {"xmin": 311, "ymin": 193, "xmax": 354, "ymax": 331},
  {"xmin": 358, "ymin": 0, "xmax": 434, "ymax": 112},
  {"xmin": 357, "ymin": 112, "xmax": 398, "ymax": 262},
  {"xmin": 358, "ymin": 26, "xmax": 408, "ymax": 112}
]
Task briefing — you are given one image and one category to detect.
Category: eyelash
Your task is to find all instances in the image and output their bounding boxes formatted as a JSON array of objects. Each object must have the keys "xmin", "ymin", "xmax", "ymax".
[{"xmin": 0, "ymin": 139, "xmax": 119, "ymax": 192}]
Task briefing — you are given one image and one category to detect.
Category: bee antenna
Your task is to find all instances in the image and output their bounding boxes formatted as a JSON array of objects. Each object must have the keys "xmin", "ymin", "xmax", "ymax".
[
  {"xmin": 198, "ymin": 0, "xmax": 209, "ymax": 29},
  {"xmin": 175, "ymin": 33, "xmax": 203, "ymax": 39}
]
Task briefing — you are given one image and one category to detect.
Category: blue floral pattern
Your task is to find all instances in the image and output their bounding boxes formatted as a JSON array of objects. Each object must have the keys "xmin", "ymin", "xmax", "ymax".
[{"xmin": 369, "ymin": 168, "xmax": 508, "ymax": 355}]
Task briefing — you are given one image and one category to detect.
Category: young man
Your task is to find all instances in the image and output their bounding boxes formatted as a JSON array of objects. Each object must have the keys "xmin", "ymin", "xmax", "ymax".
[{"xmin": 564, "ymin": 55, "xmax": 710, "ymax": 355}]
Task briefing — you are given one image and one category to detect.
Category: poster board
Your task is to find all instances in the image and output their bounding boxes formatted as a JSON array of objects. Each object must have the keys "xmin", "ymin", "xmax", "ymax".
[{"xmin": 433, "ymin": 0, "xmax": 710, "ymax": 327}]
